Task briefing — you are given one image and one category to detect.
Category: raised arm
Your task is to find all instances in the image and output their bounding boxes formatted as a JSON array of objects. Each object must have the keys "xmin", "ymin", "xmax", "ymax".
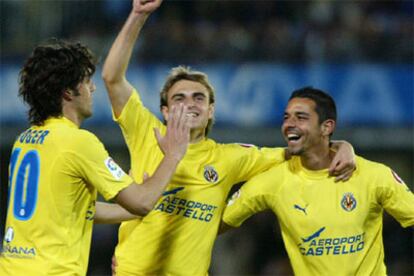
[
  {"xmin": 102, "ymin": 0, "xmax": 162, "ymax": 117},
  {"xmin": 114, "ymin": 103, "xmax": 189, "ymax": 216}
]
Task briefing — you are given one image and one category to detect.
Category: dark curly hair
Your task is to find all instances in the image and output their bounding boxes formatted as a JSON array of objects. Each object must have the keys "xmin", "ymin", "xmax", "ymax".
[{"xmin": 19, "ymin": 38, "xmax": 96, "ymax": 125}]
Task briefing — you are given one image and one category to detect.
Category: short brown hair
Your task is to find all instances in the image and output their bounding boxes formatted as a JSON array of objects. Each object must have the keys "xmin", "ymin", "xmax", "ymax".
[{"xmin": 160, "ymin": 66, "xmax": 215, "ymax": 136}]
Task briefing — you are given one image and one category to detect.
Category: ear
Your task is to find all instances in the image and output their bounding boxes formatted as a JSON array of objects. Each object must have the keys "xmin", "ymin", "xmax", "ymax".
[
  {"xmin": 208, "ymin": 103, "xmax": 215, "ymax": 119},
  {"xmin": 321, "ymin": 119, "xmax": 336, "ymax": 136},
  {"xmin": 161, "ymin": 105, "xmax": 169, "ymax": 122},
  {"xmin": 62, "ymin": 89, "xmax": 73, "ymax": 101}
]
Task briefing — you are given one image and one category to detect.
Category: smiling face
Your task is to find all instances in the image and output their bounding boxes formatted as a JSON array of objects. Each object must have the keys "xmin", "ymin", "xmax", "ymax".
[
  {"xmin": 282, "ymin": 97, "xmax": 334, "ymax": 155},
  {"xmin": 161, "ymin": 79, "xmax": 214, "ymax": 135}
]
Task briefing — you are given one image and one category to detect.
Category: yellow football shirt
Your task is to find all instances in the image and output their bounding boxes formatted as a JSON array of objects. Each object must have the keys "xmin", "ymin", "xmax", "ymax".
[
  {"xmin": 223, "ymin": 156, "xmax": 414, "ymax": 276},
  {"xmin": 113, "ymin": 90, "xmax": 285, "ymax": 275},
  {"xmin": 0, "ymin": 117, "xmax": 132, "ymax": 276}
]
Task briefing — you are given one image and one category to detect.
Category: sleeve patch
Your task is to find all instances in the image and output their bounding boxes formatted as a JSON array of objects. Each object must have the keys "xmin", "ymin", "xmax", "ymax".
[
  {"xmin": 237, "ymin": 143, "xmax": 256, "ymax": 148},
  {"xmin": 391, "ymin": 170, "xmax": 405, "ymax": 184},
  {"xmin": 104, "ymin": 157, "xmax": 126, "ymax": 180}
]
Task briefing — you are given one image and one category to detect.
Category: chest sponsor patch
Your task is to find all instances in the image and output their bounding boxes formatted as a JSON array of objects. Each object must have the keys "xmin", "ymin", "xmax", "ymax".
[
  {"xmin": 298, "ymin": 228, "xmax": 365, "ymax": 256},
  {"xmin": 341, "ymin": 192, "xmax": 357, "ymax": 212},
  {"xmin": 104, "ymin": 157, "xmax": 126, "ymax": 180},
  {"xmin": 154, "ymin": 187, "xmax": 218, "ymax": 222}
]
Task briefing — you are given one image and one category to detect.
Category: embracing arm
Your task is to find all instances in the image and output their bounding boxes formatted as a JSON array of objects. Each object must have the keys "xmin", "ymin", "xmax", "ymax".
[
  {"xmin": 102, "ymin": 0, "xmax": 162, "ymax": 117},
  {"xmin": 329, "ymin": 140, "xmax": 356, "ymax": 182},
  {"xmin": 94, "ymin": 202, "xmax": 138, "ymax": 224},
  {"xmin": 95, "ymin": 152, "xmax": 182, "ymax": 221}
]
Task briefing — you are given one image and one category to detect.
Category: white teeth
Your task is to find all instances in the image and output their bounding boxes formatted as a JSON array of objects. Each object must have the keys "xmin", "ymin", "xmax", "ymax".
[
  {"xmin": 186, "ymin": 113, "xmax": 197, "ymax": 117},
  {"xmin": 287, "ymin": 133, "xmax": 300, "ymax": 141}
]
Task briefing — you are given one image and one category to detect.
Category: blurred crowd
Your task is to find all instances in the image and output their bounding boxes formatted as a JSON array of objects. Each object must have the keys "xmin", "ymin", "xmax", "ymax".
[{"xmin": 1, "ymin": 0, "xmax": 413, "ymax": 63}]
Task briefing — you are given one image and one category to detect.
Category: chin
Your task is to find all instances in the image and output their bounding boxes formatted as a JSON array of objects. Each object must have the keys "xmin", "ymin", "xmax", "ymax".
[
  {"xmin": 288, "ymin": 147, "xmax": 303, "ymax": 156},
  {"xmin": 189, "ymin": 121, "xmax": 207, "ymax": 130},
  {"xmin": 82, "ymin": 111, "xmax": 93, "ymax": 119}
]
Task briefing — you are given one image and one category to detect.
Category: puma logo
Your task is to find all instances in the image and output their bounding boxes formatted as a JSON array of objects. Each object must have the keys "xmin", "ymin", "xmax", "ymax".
[{"xmin": 294, "ymin": 204, "xmax": 308, "ymax": 215}]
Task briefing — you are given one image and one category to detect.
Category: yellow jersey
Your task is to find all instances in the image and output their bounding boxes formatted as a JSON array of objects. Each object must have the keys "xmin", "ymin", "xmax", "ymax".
[
  {"xmin": 0, "ymin": 117, "xmax": 132, "ymax": 276},
  {"xmin": 223, "ymin": 156, "xmax": 414, "ymax": 276},
  {"xmin": 114, "ymin": 91, "xmax": 285, "ymax": 275}
]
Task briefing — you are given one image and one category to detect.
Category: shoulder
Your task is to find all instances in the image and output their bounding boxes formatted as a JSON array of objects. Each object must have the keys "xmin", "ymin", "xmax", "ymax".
[
  {"xmin": 71, "ymin": 128, "xmax": 101, "ymax": 143},
  {"xmin": 243, "ymin": 164, "xmax": 285, "ymax": 193},
  {"xmin": 355, "ymin": 155, "xmax": 390, "ymax": 175},
  {"xmin": 63, "ymin": 129, "xmax": 105, "ymax": 153},
  {"xmin": 354, "ymin": 155, "xmax": 405, "ymax": 186},
  {"xmin": 216, "ymin": 142, "xmax": 264, "ymax": 154}
]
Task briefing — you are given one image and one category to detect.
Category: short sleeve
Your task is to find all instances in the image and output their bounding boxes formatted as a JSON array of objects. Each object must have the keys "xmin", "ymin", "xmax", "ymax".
[
  {"xmin": 230, "ymin": 146, "xmax": 285, "ymax": 183},
  {"xmin": 375, "ymin": 166, "xmax": 414, "ymax": 228},
  {"xmin": 64, "ymin": 131, "xmax": 133, "ymax": 201},
  {"xmin": 223, "ymin": 168, "xmax": 278, "ymax": 227}
]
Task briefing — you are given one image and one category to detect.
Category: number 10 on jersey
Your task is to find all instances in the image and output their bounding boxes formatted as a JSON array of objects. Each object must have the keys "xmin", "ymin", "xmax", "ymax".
[{"xmin": 8, "ymin": 148, "xmax": 40, "ymax": 221}]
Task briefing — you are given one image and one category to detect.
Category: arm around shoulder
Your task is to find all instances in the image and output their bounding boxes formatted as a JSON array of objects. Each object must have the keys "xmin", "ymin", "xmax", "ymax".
[{"xmin": 94, "ymin": 201, "xmax": 139, "ymax": 224}]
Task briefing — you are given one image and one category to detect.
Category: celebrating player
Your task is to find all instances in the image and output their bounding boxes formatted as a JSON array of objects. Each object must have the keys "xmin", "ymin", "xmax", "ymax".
[
  {"xmin": 103, "ymin": 1, "xmax": 357, "ymax": 275},
  {"xmin": 221, "ymin": 87, "xmax": 414, "ymax": 275},
  {"xmin": 0, "ymin": 38, "xmax": 190, "ymax": 275}
]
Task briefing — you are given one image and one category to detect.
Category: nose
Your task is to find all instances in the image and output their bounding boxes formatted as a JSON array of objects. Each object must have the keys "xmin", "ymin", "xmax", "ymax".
[
  {"xmin": 183, "ymin": 97, "xmax": 196, "ymax": 108},
  {"xmin": 282, "ymin": 116, "xmax": 297, "ymax": 131}
]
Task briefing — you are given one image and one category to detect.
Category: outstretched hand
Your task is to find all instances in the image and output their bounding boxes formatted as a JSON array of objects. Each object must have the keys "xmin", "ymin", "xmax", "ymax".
[
  {"xmin": 154, "ymin": 103, "xmax": 190, "ymax": 161},
  {"xmin": 133, "ymin": 0, "xmax": 162, "ymax": 15}
]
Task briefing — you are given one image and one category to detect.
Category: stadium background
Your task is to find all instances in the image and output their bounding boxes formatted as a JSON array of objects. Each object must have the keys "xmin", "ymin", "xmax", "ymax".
[{"xmin": 0, "ymin": 1, "xmax": 412, "ymax": 275}]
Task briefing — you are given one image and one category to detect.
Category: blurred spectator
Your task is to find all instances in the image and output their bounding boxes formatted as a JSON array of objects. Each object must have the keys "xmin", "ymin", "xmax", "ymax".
[{"xmin": 1, "ymin": 0, "xmax": 412, "ymax": 63}]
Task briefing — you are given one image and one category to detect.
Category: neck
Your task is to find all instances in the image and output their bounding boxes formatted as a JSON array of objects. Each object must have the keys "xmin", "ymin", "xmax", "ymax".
[
  {"xmin": 62, "ymin": 106, "xmax": 83, "ymax": 127},
  {"xmin": 300, "ymin": 143, "xmax": 333, "ymax": 170},
  {"xmin": 189, "ymin": 128, "xmax": 206, "ymax": 143}
]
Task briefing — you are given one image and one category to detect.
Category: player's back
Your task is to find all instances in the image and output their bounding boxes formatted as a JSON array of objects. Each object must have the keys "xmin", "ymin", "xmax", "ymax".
[{"xmin": 0, "ymin": 117, "xmax": 98, "ymax": 276}]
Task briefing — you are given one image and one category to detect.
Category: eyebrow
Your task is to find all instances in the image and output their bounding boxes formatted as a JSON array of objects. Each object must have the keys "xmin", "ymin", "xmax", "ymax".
[
  {"xmin": 193, "ymin": 92, "xmax": 206, "ymax": 98},
  {"xmin": 295, "ymin": 112, "xmax": 310, "ymax": 116},
  {"xmin": 171, "ymin": 93, "xmax": 185, "ymax": 99},
  {"xmin": 170, "ymin": 91, "xmax": 207, "ymax": 100},
  {"xmin": 284, "ymin": 111, "xmax": 310, "ymax": 116}
]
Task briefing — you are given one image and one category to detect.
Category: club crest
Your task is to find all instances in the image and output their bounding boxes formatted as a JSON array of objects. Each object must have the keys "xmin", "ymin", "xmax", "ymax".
[
  {"xmin": 341, "ymin": 192, "xmax": 357, "ymax": 212},
  {"xmin": 204, "ymin": 165, "xmax": 219, "ymax": 183}
]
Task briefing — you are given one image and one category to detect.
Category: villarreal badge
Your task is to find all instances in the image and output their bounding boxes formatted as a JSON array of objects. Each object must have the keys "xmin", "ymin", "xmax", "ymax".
[
  {"xmin": 204, "ymin": 165, "xmax": 219, "ymax": 183},
  {"xmin": 341, "ymin": 192, "xmax": 357, "ymax": 212}
]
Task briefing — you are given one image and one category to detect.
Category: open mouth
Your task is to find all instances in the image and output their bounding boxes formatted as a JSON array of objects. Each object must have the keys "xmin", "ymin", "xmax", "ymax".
[
  {"xmin": 286, "ymin": 133, "xmax": 302, "ymax": 145},
  {"xmin": 185, "ymin": 112, "xmax": 199, "ymax": 118},
  {"xmin": 287, "ymin": 133, "xmax": 301, "ymax": 141}
]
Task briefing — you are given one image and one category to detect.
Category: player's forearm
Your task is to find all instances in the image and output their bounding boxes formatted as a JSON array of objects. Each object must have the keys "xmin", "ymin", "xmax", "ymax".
[
  {"xmin": 133, "ymin": 155, "xmax": 181, "ymax": 213},
  {"xmin": 94, "ymin": 202, "xmax": 139, "ymax": 224},
  {"xmin": 330, "ymin": 140, "xmax": 354, "ymax": 154},
  {"xmin": 115, "ymin": 155, "xmax": 181, "ymax": 216},
  {"xmin": 102, "ymin": 12, "xmax": 148, "ymax": 85}
]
